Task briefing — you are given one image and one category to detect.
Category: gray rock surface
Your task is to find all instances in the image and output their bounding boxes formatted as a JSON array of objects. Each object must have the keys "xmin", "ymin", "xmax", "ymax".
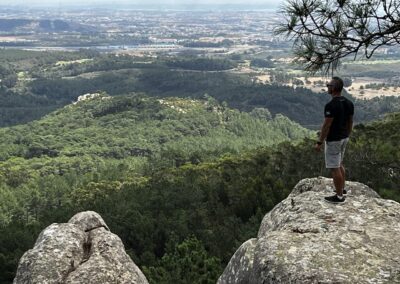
[
  {"xmin": 218, "ymin": 177, "xmax": 400, "ymax": 284},
  {"xmin": 68, "ymin": 211, "xmax": 110, "ymax": 232},
  {"xmin": 14, "ymin": 211, "xmax": 149, "ymax": 284},
  {"xmin": 218, "ymin": 239, "xmax": 257, "ymax": 284}
]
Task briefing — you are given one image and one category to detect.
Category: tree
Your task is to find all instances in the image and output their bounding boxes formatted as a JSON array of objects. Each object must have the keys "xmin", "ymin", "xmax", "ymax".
[
  {"xmin": 143, "ymin": 236, "xmax": 222, "ymax": 284},
  {"xmin": 276, "ymin": 0, "xmax": 400, "ymax": 73}
]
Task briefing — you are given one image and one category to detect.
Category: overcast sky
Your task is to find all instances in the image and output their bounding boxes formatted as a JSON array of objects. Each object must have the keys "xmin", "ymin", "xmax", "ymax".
[{"xmin": 0, "ymin": 0, "xmax": 283, "ymax": 8}]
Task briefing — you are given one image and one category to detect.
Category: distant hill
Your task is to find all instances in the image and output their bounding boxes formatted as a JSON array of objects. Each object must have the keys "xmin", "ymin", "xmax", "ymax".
[
  {"xmin": 0, "ymin": 93, "xmax": 312, "ymax": 182},
  {"xmin": 22, "ymin": 64, "xmax": 400, "ymax": 129},
  {"xmin": 0, "ymin": 18, "xmax": 94, "ymax": 33},
  {"xmin": 1, "ymin": 49, "xmax": 400, "ymax": 128}
]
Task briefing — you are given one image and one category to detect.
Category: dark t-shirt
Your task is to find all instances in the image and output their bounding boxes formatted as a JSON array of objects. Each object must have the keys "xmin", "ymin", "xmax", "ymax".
[{"xmin": 324, "ymin": 96, "xmax": 354, "ymax": 141}]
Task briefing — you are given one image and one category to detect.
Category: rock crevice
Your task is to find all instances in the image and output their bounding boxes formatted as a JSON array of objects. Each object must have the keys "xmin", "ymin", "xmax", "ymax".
[
  {"xmin": 14, "ymin": 211, "xmax": 149, "ymax": 284},
  {"xmin": 81, "ymin": 234, "xmax": 93, "ymax": 264}
]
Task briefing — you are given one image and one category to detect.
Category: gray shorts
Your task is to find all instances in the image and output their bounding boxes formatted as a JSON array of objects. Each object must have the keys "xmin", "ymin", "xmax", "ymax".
[{"xmin": 325, "ymin": 138, "xmax": 349, "ymax": 169}]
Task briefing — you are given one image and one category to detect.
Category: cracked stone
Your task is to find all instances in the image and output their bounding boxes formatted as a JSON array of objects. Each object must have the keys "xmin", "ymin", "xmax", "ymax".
[
  {"xmin": 13, "ymin": 211, "xmax": 149, "ymax": 284},
  {"xmin": 218, "ymin": 177, "xmax": 400, "ymax": 284}
]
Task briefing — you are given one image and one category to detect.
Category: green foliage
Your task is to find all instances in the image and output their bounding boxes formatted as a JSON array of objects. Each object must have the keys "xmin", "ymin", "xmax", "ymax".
[
  {"xmin": 166, "ymin": 57, "xmax": 236, "ymax": 71},
  {"xmin": 143, "ymin": 236, "xmax": 222, "ymax": 284},
  {"xmin": 0, "ymin": 112, "xmax": 399, "ymax": 283},
  {"xmin": 345, "ymin": 113, "xmax": 400, "ymax": 198},
  {"xmin": 0, "ymin": 49, "xmax": 399, "ymax": 284},
  {"xmin": 1, "ymin": 49, "xmax": 400, "ymax": 129},
  {"xmin": 0, "ymin": 98, "xmax": 311, "ymax": 282},
  {"xmin": 250, "ymin": 58, "xmax": 275, "ymax": 68},
  {"xmin": 0, "ymin": 94, "xmax": 312, "ymax": 182},
  {"xmin": 0, "ymin": 222, "xmax": 42, "ymax": 283},
  {"xmin": 0, "ymin": 49, "xmax": 99, "ymax": 127},
  {"xmin": 0, "ymin": 94, "xmax": 314, "ymax": 282}
]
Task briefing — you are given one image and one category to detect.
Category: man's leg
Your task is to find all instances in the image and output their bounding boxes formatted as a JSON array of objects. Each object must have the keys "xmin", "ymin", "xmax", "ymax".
[
  {"xmin": 340, "ymin": 164, "xmax": 345, "ymax": 191},
  {"xmin": 339, "ymin": 138, "xmax": 349, "ymax": 192},
  {"xmin": 325, "ymin": 141, "xmax": 346, "ymax": 203},
  {"xmin": 331, "ymin": 168, "xmax": 344, "ymax": 196}
]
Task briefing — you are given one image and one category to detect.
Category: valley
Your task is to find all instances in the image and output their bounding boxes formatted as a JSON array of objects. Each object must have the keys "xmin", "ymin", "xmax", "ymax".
[{"xmin": 1, "ymin": 5, "xmax": 400, "ymax": 284}]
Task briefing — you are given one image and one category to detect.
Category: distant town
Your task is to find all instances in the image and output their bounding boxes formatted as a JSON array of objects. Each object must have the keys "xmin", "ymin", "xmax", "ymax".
[
  {"xmin": 0, "ymin": 8, "xmax": 286, "ymax": 55},
  {"xmin": 1, "ymin": 6, "xmax": 400, "ymax": 100}
]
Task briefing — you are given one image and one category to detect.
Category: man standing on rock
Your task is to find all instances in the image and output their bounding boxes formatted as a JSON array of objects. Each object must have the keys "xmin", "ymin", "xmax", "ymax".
[{"xmin": 315, "ymin": 77, "xmax": 354, "ymax": 204}]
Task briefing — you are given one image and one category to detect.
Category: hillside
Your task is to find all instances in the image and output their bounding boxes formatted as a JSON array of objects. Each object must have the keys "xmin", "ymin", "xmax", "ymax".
[
  {"xmin": 2, "ymin": 49, "xmax": 400, "ymax": 128},
  {"xmin": 0, "ymin": 19, "xmax": 93, "ymax": 33},
  {"xmin": 0, "ymin": 93, "xmax": 312, "ymax": 185},
  {"xmin": 2, "ymin": 6, "xmax": 400, "ymax": 284},
  {"xmin": 0, "ymin": 93, "xmax": 312, "ymax": 283},
  {"xmin": 0, "ymin": 110, "xmax": 399, "ymax": 283}
]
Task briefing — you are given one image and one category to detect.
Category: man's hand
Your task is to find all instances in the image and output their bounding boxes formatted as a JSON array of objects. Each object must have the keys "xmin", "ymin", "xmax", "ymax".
[{"xmin": 314, "ymin": 142, "xmax": 323, "ymax": 152}]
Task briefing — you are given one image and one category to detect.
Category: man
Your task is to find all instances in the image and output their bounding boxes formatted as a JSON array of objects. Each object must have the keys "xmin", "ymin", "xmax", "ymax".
[{"xmin": 315, "ymin": 77, "xmax": 354, "ymax": 204}]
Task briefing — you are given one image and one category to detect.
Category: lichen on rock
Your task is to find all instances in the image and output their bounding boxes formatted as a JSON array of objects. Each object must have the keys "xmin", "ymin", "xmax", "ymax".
[
  {"xmin": 14, "ymin": 211, "xmax": 149, "ymax": 284},
  {"xmin": 218, "ymin": 177, "xmax": 400, "ymax": 284}
]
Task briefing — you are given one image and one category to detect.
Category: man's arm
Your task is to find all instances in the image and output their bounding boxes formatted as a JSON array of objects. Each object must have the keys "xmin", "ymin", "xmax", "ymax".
[
  {"xmin": 315, "ymin": 117, "xmax": 333, "ymax": 152},
  {"xmin": 319, "ymin": 117, "xmax": 334, "ymax": 143},
  {"xmin": 346, "ymin": 115, "xmax": 353, "ymax": 136}
]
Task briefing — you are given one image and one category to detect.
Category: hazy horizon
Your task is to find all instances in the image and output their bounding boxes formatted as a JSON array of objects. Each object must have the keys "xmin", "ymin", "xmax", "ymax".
[{"xmin": 0, "ymin": 0, "xmax": 283, "ymax": 9}]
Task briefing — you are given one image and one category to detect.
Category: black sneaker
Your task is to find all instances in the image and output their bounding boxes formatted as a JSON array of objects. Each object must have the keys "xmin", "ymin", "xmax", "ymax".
[{"xmin": 324, "ymin": 195, "xmax": 346, "ymax": 204}]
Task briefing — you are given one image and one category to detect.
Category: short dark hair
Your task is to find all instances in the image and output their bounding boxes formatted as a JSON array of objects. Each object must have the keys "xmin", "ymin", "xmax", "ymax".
[{"xmin": 332, "ymin": 77, "xmax": 344, "ymax": 92}]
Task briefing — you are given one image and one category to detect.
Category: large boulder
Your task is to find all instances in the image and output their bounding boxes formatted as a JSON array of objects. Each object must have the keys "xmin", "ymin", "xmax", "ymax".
[
  {"xmin": 218, "ymin": 177, "xmax": 400, "ymax": 283},
  {"xmin": 14, "ymin": 211, "xmax": 149, "ymax": 284}
]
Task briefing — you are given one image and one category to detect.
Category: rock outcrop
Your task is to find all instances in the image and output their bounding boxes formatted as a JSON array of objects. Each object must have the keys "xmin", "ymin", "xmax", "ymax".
[
  {"xmin": 14, "ymin": 211, "xmax": 149, "ymax": 284},
  {"xmin": 218, "ymin": 177, "xmax": 400, "ymax": 283}
]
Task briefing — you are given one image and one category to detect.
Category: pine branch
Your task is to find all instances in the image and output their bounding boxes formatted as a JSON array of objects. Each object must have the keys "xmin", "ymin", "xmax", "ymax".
[{"xmin": 276, "ymin": 0, "xmax": 400, "ymax": 73}]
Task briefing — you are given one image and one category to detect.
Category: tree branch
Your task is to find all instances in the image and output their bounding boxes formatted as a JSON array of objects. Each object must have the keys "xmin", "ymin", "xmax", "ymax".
[{"xmin": 276, "ymin": 0, "xmax": 400, "ymax": 73}]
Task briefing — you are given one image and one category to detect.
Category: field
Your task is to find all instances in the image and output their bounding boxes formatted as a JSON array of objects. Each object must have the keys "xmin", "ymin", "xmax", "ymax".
[
  {"xmin": 298, "ymin": 76, "xmax": 400, "ymax": 99},
  {"xmin": 247, "ymin": 58, "xmax": 400, "ymax": 99}
]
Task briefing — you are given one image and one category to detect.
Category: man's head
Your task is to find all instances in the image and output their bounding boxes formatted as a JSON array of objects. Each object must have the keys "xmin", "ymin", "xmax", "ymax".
[{"xmin": 326, "ymin": 77, "xmax": 344, "ymax": 95}]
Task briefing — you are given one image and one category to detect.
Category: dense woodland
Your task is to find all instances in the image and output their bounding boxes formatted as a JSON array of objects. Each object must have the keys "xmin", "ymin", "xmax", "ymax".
[
  {"xmin": 0, "ymin": 49, "xmax": 400, "ymax": 283},
  {"xmin": 1, "ymin": 49, "xmax": 400, "ymax": 128},
  {"xmin": 0, "ymin": 94, "xmax": 311, "ymax": 180},
  {"xmin": 0, "ymin": 94, "xmax": 399, "ymax": 283}
]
